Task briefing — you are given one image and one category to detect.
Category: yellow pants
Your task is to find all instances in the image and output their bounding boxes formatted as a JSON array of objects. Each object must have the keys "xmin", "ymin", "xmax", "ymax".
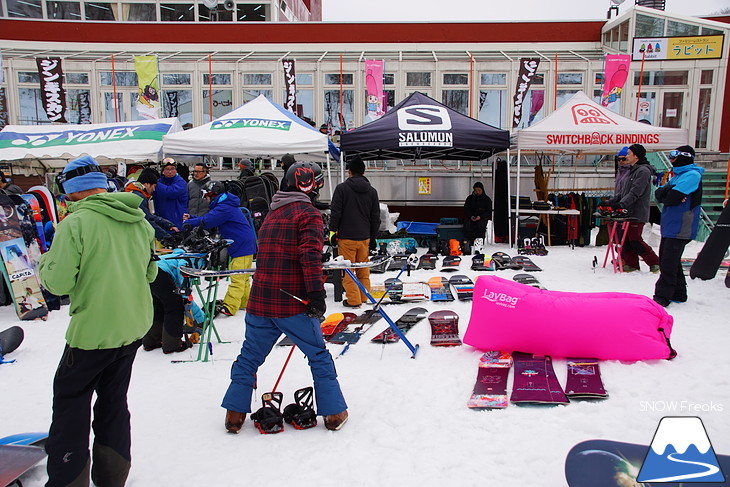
[
  {"xmin": 222, "ymin": 255, "xmax": 253, "ymax": 314},
  {"xmin": 338, "ymin": 239, "xmax": 371, "ymax": 306}
]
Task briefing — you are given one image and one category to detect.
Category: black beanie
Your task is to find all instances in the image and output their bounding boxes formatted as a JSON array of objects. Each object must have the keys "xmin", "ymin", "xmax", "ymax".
[
  {"xmin": 628, "ymin": 144, "xmax": 646, "ymax": 160},
  {"xmin": 672, "ymin": 145, "xmax": 695, "ymax": 167},
  {"xmin": 348, "ymin": 155, "xmax": 366, "ymax": 175},
  {"xmin": 473, "ymin": 182, "xmax": 485, "ymax": 192},
  {"xmin": 138, "ymin": 168, "xmax": 158, "ymax": 185},
  {"xmin": 280, "ymin": 153, "xmax": 296, "ymax": 171}
]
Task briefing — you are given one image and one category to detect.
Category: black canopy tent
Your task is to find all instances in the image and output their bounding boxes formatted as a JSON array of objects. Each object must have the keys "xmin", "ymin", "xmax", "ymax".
[{"xmin": 340, "ymin": 91, "xmax": 510, "ymax": 161}]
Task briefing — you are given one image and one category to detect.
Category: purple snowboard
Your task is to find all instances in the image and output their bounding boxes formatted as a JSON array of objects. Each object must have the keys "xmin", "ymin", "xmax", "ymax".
[
  {"xmin": 510, "ymin": 351, "xmax": 569, "ymax": 405},
  {"xmin": 467, "ymin": 351, "xmax": 512, "ymax": 409},
  {"xmin": 565, "ymin": 358, "xmax": 608, "ymax": 399}
]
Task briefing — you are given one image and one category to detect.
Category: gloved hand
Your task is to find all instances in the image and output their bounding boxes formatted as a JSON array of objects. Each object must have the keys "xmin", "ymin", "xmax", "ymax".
[
  {"xmin": 369, "ymin": 238, "xmax": 377, "ymax": 252},
  {"xmin": 159, "ymin": 234, "xmax": 177, "ymax": 248},
  {"xmin": 305, "ymin": 290, "xmax": 326, "ymax": 320},
  {"xmin": 654, "ymin": 184, "xmax": 671, "ymax": 202}
]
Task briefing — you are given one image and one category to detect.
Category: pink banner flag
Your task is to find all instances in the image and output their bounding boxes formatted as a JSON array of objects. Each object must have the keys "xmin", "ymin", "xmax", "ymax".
[
  {"xmin": 601, "ymin": 54, "xmax": 631, "ymax": 107},
  {"xmin": 365, "ymin": 60, "xmax": 385, "ymax": 122}
]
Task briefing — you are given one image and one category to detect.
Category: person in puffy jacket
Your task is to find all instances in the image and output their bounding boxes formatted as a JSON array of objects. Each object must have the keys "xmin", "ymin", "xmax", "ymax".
[
  {"xmin": 653, "ymin": 145, "xmax": 704, "ymax": 307},
  {"xmin": 153, "ymin": 158, "xmax": 188, "ymax": 228},
  {"xmin": 124, "ymin": 168, "xmax": 178, "ymax": 241},
  {"xmin": 184, "ymin": 182, "xmax": 256, "ymax": 316},
  {"xmin": 464, "ymin": 181, "xmax": 492, "ymax": 245}
]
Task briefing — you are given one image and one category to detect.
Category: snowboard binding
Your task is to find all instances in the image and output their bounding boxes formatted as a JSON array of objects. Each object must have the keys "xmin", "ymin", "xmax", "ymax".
[
  {"xmin": 282, "ymin": 387, "xmax": 318, "ymax": 430},
  {"xmin": 251, "ymin": 392, "xmax": 284, "ymax": 434},
  {"xmin": 597, "ymin": 206, "xmax": 629, "ymax": 219}
]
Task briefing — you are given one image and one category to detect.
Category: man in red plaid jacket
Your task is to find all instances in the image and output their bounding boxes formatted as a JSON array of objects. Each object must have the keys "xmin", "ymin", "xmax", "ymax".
[{"xmin": 221, "ymin": 162, "xmax": 349, "ymax": 433}]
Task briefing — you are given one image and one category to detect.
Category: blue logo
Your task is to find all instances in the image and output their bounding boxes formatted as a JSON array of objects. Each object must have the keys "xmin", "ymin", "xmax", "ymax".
[{"xmin": 638, "ymin": 416, "xmax": 725, "ymax": 483}]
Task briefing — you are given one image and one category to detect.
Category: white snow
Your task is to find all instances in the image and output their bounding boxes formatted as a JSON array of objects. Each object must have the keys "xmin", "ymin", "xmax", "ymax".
[{"xmin": 3, "ymin": 226, "xmax": 730, "ymax": 487}]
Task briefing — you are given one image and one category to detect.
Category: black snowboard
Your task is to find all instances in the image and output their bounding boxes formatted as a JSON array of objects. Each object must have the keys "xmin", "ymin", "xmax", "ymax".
[
  {"xmin": 0, "ymin": 326, "xmax": 24, "ymax": 358},
  {"xmin": 691, "ymin": 204, "xmax": 730, "ymax": 280}
]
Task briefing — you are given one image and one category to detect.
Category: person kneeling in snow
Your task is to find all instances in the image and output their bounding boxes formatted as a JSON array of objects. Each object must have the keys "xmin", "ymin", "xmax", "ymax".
[{"xmin": 183, "ymin": 181, "xmax": 256, "ymax": 317}]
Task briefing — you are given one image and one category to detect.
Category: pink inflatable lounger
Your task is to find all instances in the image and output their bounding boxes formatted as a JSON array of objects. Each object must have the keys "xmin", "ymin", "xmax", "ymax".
[{"xmin": 463, "ymin": 275, "xmax": 676, "ymax": 361}]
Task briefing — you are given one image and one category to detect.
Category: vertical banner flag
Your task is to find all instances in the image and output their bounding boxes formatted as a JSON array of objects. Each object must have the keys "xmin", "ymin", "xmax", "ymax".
[
  {"xmin": 77, "ymin": 92, "xmax": 91, "ymax": 124},
  {"xmin": 36, "ymin": 57, "xmax": 68, "ymax": 123},
  {"xmin": 512, "ymin": 58, "xmax": 540, "ymax": 128},
  {"xmin": 365, "ymin": 60, "xmax": 385, "ymax": 122},
  {"xmin": 134, "ymin": 55, "xmax": 160, "ymax": 120},
  {"xmin": 0, "ymin": 88, "xmax": 8, "ymax": 129},
  {"xmin": 165, "ymin": 91, "xmax": 179, "ymax": 118},
  {"xmin": 601, "ymin": 54, "xmax": 631, "ymax": 107},
  {"xmin": 282, "ymin": 59, "xmax": 297, "ymax": 113}
]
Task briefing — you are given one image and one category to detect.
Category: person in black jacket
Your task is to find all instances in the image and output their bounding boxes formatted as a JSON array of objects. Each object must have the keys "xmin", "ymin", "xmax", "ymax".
[
  {"xmin": 330, "ymin": 155, "xmax": 380, "ymax": 307},
  {"xmin": 464, "ymin": 182, "xmax": 492, "ymax": 245}
]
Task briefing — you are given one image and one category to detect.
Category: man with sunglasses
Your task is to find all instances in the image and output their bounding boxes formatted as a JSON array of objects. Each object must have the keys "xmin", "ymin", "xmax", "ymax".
[
  {"xmin": 653, "ymin": 145, "xmax": 704, "ymax": 307},
  {"xmin": 604, "ymin": 143, "xmax": 660, "ymax": 273},
  {"xmin": 188, "ymin": 163, "xmax": 212, "ymax": 217}
]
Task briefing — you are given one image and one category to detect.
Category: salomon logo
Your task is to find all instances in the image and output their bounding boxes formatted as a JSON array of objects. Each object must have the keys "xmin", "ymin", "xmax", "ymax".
[{"xmin": 397, "ymin": 105, "xmax": 451, "ymax": 131}]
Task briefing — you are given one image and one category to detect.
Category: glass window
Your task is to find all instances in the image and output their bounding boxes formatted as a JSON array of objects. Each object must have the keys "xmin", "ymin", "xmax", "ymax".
[
  {"xmin": 635, "ymin": 14, "xmax": 664, "ymax": 37},
  {"xmin": 406, "ymin": 72, "xmax": 431, "ymax": 87},
  {"xmin": 593, "ymin": 89, "xmax": 622, "ymax": 114},
  {"xmin": 66, "ymin": 72, "xmax": 89, "ymax": 85},
  {"xmin": 558, "ymin": 73, "xmax": 583, "ymax": 85},
  {"xmin": 443, "ymin": 73, "xmax": 468, "ymax": 85},
  {"xmin": 163, "ymin": 90, "xmax": 193, "ymax": 127},
  {"xmin": 163, "ymin": 74, "xmax": 191, "ymax": 85},
  {"xmin": 619, "ymin": 21, "xmax": 630, "ymax": 51},
  {"xmin": 243, "ymin": 73, "xmax": 271, "ymax": 85},
  {"xmin": 0, "ymin": 1, "xmax": 4, "ymax": 16},
  {"xmin": 383, "ymin": 73, "xmax": 395, "ymax": 85},
  {"xmin": 696, "ymin": 87, "xmax": 711, "ymax": 149},
  {"xmin": 238, "ymin": 3, "xmax": 267, "ymax": 21},
  {"xmin": 532, "ymin": 73, "xmax": 544, "ymax": 85},
  {"xmin": 324, "ymin": 73, "xmax": 353, "ymax": 85},
  {"xmin": 635, "ymin": 92, "xmax": 657, "ymax": 125},
  {"xmin": 67, "ymin": 89, "xmax": 92, "ymax": 124},
  {"xmin": 85, "ymin": 2, "xmax": 118, "ymax": 20},
  {"xmin": 198, "ymin": 7, "xmax": 233, "ymax": 21},
  {"xmin": 7, "ymin": 0, "xmax": 42, "ymax": 18},
  {"xmin": 633, "ymin": 71, "xmax": 688, "ymax": 86},
  {"xmin": 478, "ymin": 89, "xmax": 507, "ymax": 129},
  {"xmin": 514, "ymin": 90, "xmax": 544, "ymax": 129},
  {"xmin": 100, "ymin": 72, "xmax": 138, "ymax": 86},
  {"xmin": 700, "ymin": 70, "xmax": 713, "ymax": 84},
  {"xmin": 481, "ymin": 73, "xmax": 506, "ymax": 85},
  {"xmin": 242, "ymin": 89, "xmax": 271, "ymax": 103},
  {"xmin": 203, "ymin": 89, "xmax": 233, "ymax": 121},
  {"xmin": 666, "ymin": 21, "xmax": 699, "ymax": 37},
  {"xmin": 18, "ymin": 88, "xmax": 49, "ymax": 124},
  {"xmin": 442, "ymin": 90, "xmax": 469, "ymax": 115},
  {"xmin": 160, "ymin": 3, "xmax": 194, "ymax": 21},
  {"xmin": 384, "ymin": 90, "xmax": 395, "ymax": 112},
  {"xmin": 702, "ymin": 27, "xmax": 723, "ymax": 36},
  {"xmin": 203, "ymin": 73, "xmax": 231, "ymax": 85},
  {"xmin": 103, "ymin": 92, "xmax": 123, "ymax": 123},
  {"xmin": 18, "ymin": 72, "xmax": 41, "ymax": 84},
  {"xmin": 595, "ymin": 73, "xmax": 604, "ymax": 84},
  {"xmin": 610, "ymin": 27, "xmax": 619, "ymax": 49},
  {"xmin": 47, "ymin": 1, "xmax": 81, "ymax": 19},
  {"xmin": 296, "ymin": 73, "xmax": 312, "ymax": 85},
  {"xmin": 556, "ymin": 90, "xmax": 580, "ymax": 108},
  {"xmin": 282, "ymin": 88, "xmax": 313, "ymax": 124},
  {"xmin": 124, "ymin": 3, "xmax": 156, "ymax": 21},
  {"xmin": 323, "ymin": 89, "xmax": 354, "ymax": 132}
]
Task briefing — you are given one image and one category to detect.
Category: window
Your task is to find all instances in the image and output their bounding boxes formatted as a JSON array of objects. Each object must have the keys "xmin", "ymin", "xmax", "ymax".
[
  {"xmin": 442, "ymin": 90, "xmax": 469, "ymax": 115},
  {"xmin": 635, "ymin": 14, "xmax": 664, "ymax": 37},
  {"xmin": 163, "ymin": 90, "xmax": 193, "ymax": 127},
  {"xmin": 324, "ymin": 73, "xmax": 353, "ymax": 85},
  {"xmin": 556, "ymin": 90, "xmax": 579, "ymax": 108},
  {"xmin": 481, "ymin": 73, "xmax": 506, "ymax": 85},
  {"xmin": 297, "ymin": 73, "xmax": 312, "ymax": 85},
  {"xmin": 18, "ymin": 88, "xmax": 49, "ymax": 124},
  {"xmin": 202, "ymin": 89, "xmax": 233, "ymax": 121},
  {"xmin": 618, "ymin": 21, "xmax": 630, "ymax": 51},
  {"xmin": 558, "ymin": 73, "xmax": 583, "ymax": 85},
  {"xmin": 7, "ymin": 0, "xmax": 42, "ymax": 18},
  {"xmin": 383, "ymin": 73, "xmax": 395, "ymax": 85},
  {"xmin": 243, "ymin": 74, "xmax": 272, "ymax": 85},
  {"xmin": 593, "ymin": 89, "xmax": 622, "ymax": 114},
  {"xmin": 100, "ymin": 72, "xmax": 138, "ymax": 86},
  {"xmin": 47, "ymin": 1, "xmax": 81, "ymax": 19},
  {"xmin": 324, "ymin": 89, "xmax": 354, "ymax": 132},
  {"xmin": 85, "ymin": 2, "xmax": 118, "ymax": 20},
  {"xmin": 406, "ymin": 72, "xmax": 431, "ymax": 87},
  {"xmin": 285, "ymin": 88, "xmax": 313, "ymax": 124},
  {"xmin": 666, "ymin": 21, "xmax": 699, "ymax": 37},
  {"xmin": 163, "ymin": 74, "xmax": 191, "ymax": 85},
  {"xmin": 478, "ymin": 89, "xmax": 507, "ymax": 129},
  {"xmin": 242, "ymin": 89, "xmax": 271, "ymax": 103},
  {"xmin": 443, "ymin": 73, "xmax": 468, "ymax": 85},
  {"xmin": 700, "ymin": 70, "xmax": 713, "ymax": 84},
  {"xmin": 514, "ymin": 90, "xmax": 544, "ymax": 129},
  {"xmin": 198, "ymin": 6, "xmax": 233, "ymax": 21},
  {"xmin": 160, "ymin": 3, "xmax": 194, "ymax": 21},
  {"xmin": 238, "ymin": 3, "xmax": 267, "ymax": 21},
  {"xmin": 123, "ymin": 3, "xmax": 157, "ymax": 21},
  {"xmin": 67, "ymin": 89, "xmax": 92, "ymax": 124},
  {"xmin": 203, "ymin": 73, "xmax": 232, "ymax": 85},
  {"xmin": 104, "ymin": 92, "xmax": 123, "ymax": 123},
  {"xmin": 66, "ymin": 72, "xmax": 89, "ymax": 85},
  {"xmin": 696, "ymin": 88, "xmax": 711, "ymax": 148},
  {"xmin": 18, "ymin": 72, "xmax": 41, "ymax": 84},
  {"xmin": 633, "ymin": 71, "xmax": 688, "ymax": 86},
  {"xmin": 702, "ymin": 27, "xmax": 723, "ymax": 36},
  {"xmin": 595, "ymin": 73, "xmax": 604, "ymax": 85}
]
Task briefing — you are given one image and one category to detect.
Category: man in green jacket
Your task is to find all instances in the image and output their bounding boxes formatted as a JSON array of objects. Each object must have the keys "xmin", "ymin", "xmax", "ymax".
[{"xmin": 39, "ymin": 155, "xmax": 157, "ymax": 487}]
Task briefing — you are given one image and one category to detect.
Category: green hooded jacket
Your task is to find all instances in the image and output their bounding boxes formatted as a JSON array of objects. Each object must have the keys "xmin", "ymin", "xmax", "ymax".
[{"xmin": 39, "ymin": 192, "xmax": 157, "ymax": 350}]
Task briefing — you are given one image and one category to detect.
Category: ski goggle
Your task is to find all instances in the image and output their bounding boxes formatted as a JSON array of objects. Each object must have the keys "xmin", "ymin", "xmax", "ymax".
[
  {"xmin": 55, "ymin": 164, "xmax": 103, "ymax": 193},
  {"xmin": 669, "ymin": 150, "xmax": 694, "ymax": 159}
]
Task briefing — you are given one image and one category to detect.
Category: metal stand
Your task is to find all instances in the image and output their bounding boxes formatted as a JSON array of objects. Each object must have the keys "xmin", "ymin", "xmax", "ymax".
[
  {"xmin": 187, "ymin": 274, "xmax": 227, "ymax": 362},
  {"xmin": 602, "ymin": 219, "xmax": 631, "ymax": 273}
]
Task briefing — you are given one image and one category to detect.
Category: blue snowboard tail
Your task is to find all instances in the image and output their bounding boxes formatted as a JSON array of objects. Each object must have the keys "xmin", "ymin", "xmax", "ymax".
[{"xmin": 0, "ymin": 432, "xmax": 48, "ymax": 446}]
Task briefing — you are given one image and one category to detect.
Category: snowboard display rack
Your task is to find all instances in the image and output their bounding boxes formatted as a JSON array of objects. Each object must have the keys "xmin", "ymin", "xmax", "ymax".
[{"xmin": 601, "ymin": 217, "xmax": 632, "ymax": 273}]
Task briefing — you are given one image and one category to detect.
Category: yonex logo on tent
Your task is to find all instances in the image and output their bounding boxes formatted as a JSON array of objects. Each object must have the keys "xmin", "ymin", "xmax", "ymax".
[
  {"xmin": 0, "ymin": 125, "xmax": 169, "ymax": 150},
  {"xmin": 211, "ymin": 118, "xmax": 291, "ymax": 131}
]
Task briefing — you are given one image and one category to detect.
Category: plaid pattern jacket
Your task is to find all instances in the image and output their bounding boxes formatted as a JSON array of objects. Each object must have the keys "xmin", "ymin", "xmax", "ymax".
[{"xmin": 247, "ymin": 192, "xmax": 324, "ymax": 317}]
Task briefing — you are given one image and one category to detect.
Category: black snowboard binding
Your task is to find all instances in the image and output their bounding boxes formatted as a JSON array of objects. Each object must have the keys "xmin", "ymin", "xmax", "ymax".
[
  {"xmin": 282, "ymin": 387, "xmax": 317, "ymax": 430},
  {"xmin": 251, "ymin": 392, "xmax": 284, "ymax": 434}
]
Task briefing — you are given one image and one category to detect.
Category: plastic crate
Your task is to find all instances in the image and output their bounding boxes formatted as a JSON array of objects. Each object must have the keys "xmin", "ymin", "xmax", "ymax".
[
  {"xmin": 436, "ymin": 224, "xmax": 465, "ymax": 241},
  {"xmin": 396, "ymin": 221, "xmax": 439, "ymax": 235},
  {"xmin": 440, "ymin": 217, "xmax": 459, "ymax": 225}
]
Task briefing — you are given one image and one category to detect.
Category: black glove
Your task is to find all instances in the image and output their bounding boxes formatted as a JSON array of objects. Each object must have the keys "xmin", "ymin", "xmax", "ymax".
[
  {"xmin": 654, "ymin": 184, "xmax": 671, "ymax": 203},
  {"xmin": 305, "ymin": 290, "xmax": 326, "ymax": 320},
  {"xmin": 369, "ymin": 238, "xmax": 377, "ymax": 252},
  {"xmin": 159, "ymin": 234, "xmax": 177, "ymax": 248}
]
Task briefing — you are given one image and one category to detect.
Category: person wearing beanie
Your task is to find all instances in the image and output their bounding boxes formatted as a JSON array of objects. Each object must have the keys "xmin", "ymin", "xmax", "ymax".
[
  {"xmin": 0, "ymin": 170, "xmax": 23, "ymax": 195},
  {"xmin": 464, "ymin": 181, "xmax": 493, "ymax": 246},
  {"xmin": 279, "ymin": 153, "xmax": 297, "ymax": 190},
  {"xmin": 329, "ymin": 155, "xmax": 381, "ymax": 307},
  {"xmin": 153, "ymin": 157, "xmax": 188, "ymax": 228},
  {"xmin": 38, "ymin": 155, "xmax": 157, "ymax": 487},
  {"xmin": 604, "ymin": 143, "xmax": 660, "ymax": 273},
  {"xmin": 237, "ymin": 158, "xmax": 255, "ymax": 180},
  {"xmin": 653, "ymin": 145, "xmax": 704, "ymax": 307},
  {"xmin": 614, "ymin": 146, "xmax": 631, "ymax": 195},
  {"xmin": 183, "ymin": 183, "xmax": 256, "ymax": 318},
  {"xmin": 125, "ymin": 167, "xmax": 178, "ymax": 240}
]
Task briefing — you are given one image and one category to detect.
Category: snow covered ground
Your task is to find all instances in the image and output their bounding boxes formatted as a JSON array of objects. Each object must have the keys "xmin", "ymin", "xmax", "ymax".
[{"xmin": 2, "ymin": 225, "xmax": 729, "ymax": 487}]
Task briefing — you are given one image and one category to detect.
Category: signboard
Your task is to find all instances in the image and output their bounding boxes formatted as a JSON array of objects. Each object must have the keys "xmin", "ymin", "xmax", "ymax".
[
  {"xmin": 418, "ymin": 177, "xmax": 432, "ymax": 195},
  {"xmin": 632, "ymin": 35, "xmax": 724, "ymax": 60}
]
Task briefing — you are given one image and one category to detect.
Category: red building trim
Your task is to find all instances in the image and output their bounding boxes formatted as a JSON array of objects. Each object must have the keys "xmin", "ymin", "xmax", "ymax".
[{"xmin": 0, "ymin": 19, "xmax": 603, "ymax": 45}]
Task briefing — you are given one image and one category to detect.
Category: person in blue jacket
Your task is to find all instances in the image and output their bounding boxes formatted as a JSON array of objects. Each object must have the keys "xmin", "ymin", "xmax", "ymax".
[
  {"xmin": 124, "ymin": 168, "xmax": 178, "ymax": 241},
  {"xmin": 653, "ymin": 145, "xmax": 704, "ymax": 307},
  {"xmin": 184, "ymin": 182, "xmax": 257, "ymax": 316},
  {"xmin": 142, "ymin": 249, "xmax": 205, "ymax": 354},
  {"xmin": 153, "ymin": 158, "xmax": 188, "ymax": 228}
]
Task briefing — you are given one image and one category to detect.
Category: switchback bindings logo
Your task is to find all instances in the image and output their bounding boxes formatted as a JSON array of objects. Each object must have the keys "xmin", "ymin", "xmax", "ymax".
[{"xmin": 637, "ymin": 416, "xmax": 725, "ymax": 483}]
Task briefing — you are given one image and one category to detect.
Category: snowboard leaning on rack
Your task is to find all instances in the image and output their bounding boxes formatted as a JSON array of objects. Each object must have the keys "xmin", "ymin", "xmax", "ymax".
[
  {"xmin": 510, "ymin": 351, "xmax": 568, "ymax": 405},
  {"xmin": 370, "ymin": 307, "xmax": 428, "ymax": 344},
  {"xmin": 467, "ymin": 351, "xmax": 512, "ymax": 409},
  {"xmin": 329, "ymin": 309, "xmax": 382, "ymax": 345}
]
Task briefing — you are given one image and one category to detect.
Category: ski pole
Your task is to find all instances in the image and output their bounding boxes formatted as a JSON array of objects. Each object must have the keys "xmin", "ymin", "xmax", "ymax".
[
  {"xmin": 279, "ymin": 288, "xmax": 309, "ymax": 305},
  {"xmin": 271, "ymin": 344, "xmax": 296, "ymax": 393}
]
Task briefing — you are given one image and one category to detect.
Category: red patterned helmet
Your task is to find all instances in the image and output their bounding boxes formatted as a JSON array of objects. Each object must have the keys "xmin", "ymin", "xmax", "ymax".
[{"xmin": 285, "ymin": 161, "xmax": 324, "ymax": 195}]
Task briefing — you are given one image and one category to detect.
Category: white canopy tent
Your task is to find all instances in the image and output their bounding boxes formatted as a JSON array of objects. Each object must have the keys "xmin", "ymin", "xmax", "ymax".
[
  {"xmin": 510, "ymin": 91, "xmax": 689, "ymax": 246},
  {"xmin": 0, "ymin": 118, "xmax": 183, "ymax": 169},
  {"xmin": 163, "ymin": 94, "xmax": 331, "ymax": 194}
]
